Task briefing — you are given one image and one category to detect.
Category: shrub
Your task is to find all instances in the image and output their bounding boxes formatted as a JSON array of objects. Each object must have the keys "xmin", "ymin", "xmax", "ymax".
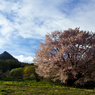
[
  {"xmin": 23, "ymin": 65, "xmax": 39, "ymax": 81},
  {"xmin": 9, "ymin": 67, "xmax": 23, "ymax": 79},
  {"xmin": 30, "ymin": 73, "xmax": 36, "ymax": 80}
]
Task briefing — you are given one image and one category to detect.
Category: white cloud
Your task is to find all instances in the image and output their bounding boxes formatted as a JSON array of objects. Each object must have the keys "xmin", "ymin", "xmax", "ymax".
[
  {"xmin": 0, "ymin": 0, "xmax": 95, "ymax": 40},
  {"xmin": 14, "ymin": 55, "xmax": 34, "ymax": 63},
  {"xmin": 0, "ymin": 0, "xmax": 95, "ymax": 62}
]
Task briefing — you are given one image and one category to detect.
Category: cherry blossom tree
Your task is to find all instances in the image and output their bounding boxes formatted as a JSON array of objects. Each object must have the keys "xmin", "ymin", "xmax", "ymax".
[{"xmin": 34, "ymin": 28, "xmax": 95, "ymax": 85}]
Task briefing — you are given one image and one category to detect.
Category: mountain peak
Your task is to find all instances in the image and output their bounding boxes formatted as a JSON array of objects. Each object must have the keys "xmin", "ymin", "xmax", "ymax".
[
  {"xmin": 3, "ymin": 51, "xmax": 10, "ymax": 54},
  {"xmin": 0, "ymin": 51, "xmax": 18, "ymax": 61}
]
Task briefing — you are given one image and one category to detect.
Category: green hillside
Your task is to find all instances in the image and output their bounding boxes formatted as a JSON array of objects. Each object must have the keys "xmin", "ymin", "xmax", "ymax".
[{"xmin": 0, "ymin": 78, "xmax": 95, "ymax": 95}]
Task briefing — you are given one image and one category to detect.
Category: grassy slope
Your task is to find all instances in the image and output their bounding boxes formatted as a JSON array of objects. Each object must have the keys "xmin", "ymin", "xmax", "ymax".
[{"xmin": 0, "ymin": 78, "xmax": 95, "ymax": 95}]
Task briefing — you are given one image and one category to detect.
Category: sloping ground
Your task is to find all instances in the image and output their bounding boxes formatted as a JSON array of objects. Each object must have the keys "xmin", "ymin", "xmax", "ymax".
[
  {"xmin": 0, "ymin": 51, "xmax": 18, "ymax": 61},
  {"xmin": 0, "ymin": 78, "xmax": 95, "ymax": 95}
]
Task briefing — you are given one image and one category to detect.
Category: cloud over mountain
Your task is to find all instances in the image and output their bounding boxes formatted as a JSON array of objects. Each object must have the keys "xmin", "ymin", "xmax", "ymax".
[{"xmin": 0, "ymin": 0, "xmax": 95, "ymax": 63}]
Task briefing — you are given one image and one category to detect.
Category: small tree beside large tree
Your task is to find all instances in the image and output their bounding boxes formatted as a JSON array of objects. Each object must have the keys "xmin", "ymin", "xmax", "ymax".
[{"xmin": 34, "ymin": 27, "xmax": 95, "ymax": 87}]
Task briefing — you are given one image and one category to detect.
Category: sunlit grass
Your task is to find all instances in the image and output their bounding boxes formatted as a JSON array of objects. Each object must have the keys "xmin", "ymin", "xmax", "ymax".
[{"xmin": 0, "ymin": 78, "xmax": 95, "ymax": 95}]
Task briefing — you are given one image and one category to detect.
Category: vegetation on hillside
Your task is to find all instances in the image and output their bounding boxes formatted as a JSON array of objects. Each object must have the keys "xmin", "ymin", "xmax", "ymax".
[
  {"xmin": 0, "ymin": 78, "xmax": 95, "ymax": 95},
  {"xmin": 0, "ymin": 59, "xmax": 31, "ymax": 73}
]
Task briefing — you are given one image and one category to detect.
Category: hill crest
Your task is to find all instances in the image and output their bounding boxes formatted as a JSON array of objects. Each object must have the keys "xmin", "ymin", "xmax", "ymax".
[{"xmin": 0, "ymin": 51, "xmax": 18, "ymax": 61}]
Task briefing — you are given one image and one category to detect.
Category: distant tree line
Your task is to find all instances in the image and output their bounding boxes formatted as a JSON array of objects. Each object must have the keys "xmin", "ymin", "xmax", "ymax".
[
  {"xmin": 0, "ymin": 59, "xmax": 30, "ymax": 72},
  {"xmin": 0, "ymin": 59, "xmax": 39, "ymax": 81}
]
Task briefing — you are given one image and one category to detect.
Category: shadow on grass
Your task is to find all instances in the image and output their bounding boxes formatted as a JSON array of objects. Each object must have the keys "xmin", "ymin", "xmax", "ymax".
[{"xmin": 0, "ymin": 77, "xmax": 24, "ymax": 82}]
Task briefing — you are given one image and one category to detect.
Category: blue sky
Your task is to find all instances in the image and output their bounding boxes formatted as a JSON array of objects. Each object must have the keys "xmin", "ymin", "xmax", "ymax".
[{"xmin": 0, "ymin": 0, "xmax": 95, "ymax": 63}]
